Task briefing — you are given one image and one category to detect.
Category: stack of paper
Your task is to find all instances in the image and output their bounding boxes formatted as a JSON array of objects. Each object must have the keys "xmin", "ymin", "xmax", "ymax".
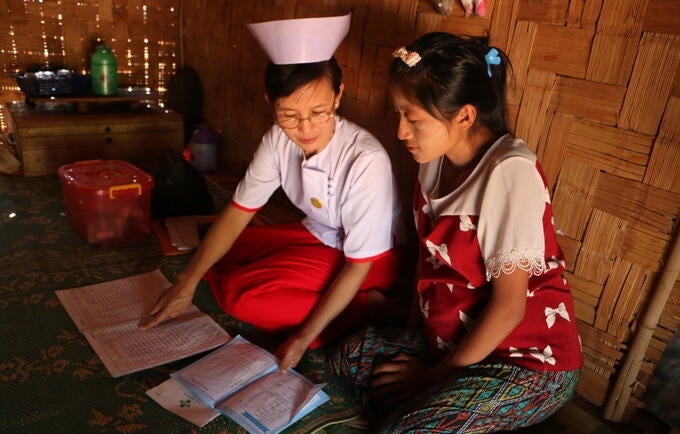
[{"xmin": 148, "ymin": 336, "xmax": 330, "ymax": 433}]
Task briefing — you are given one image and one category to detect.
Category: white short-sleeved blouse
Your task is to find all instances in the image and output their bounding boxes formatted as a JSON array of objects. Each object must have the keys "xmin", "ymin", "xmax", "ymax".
[{"xmin": 232, "ymin": 116, "xmax": 400, "ymax": 262}]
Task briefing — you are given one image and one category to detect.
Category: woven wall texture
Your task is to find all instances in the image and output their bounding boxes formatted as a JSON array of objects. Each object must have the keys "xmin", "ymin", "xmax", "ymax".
[
  {"xmin": 0, "ymin": 0, "xmax": 179, "ymax": 127},
  {"xmin": 180, "ymin": 0, "xmax": 680, "ymax": 420},
  {"xmin": 1, "ymin": 0, "xmax": 678, "ymax": 423}
]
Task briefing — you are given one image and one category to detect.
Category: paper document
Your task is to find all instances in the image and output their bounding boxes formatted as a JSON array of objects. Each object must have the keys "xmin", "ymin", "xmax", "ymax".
[
  {"xmin": 146, "ymin": 378, "xmax": 219, "ymax": 427},
  {"xmin": 153, "ymin": 216, "xmax": 215, "ymax": 256},
  {"xmin": 56, "ymin": 269, "xmax": 231, "ymax": 377},
  {"xmin": 165, "ymin": 217, "xmax": 202, "ymax": 250},
  {"xmin": 170, "ymin": 335, "xmax": 329, "ymax": 434}
]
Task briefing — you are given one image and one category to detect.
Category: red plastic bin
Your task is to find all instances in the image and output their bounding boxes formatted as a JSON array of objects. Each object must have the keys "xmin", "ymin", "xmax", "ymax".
[{"xmin": 57, "ymin": 160, "xmax": 155, "ymax": 246}]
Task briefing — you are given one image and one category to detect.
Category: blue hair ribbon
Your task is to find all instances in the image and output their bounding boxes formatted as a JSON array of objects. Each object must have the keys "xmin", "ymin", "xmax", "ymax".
[{"xmin": 485, "ymin": 47, "xmax": 501, "ymax": 77}]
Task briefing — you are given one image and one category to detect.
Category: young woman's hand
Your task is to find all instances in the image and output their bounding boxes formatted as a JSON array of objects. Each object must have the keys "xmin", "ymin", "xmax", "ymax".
[
  {"xmin": 274, "ymin": 334, "xmax": 310, "ymax": 371},
  {"xmin": 138, "ymin": 282, "xmax": 195, "ymax": 329},
  {"xmin": 370, "ymin": 353, "xmax": 430, "ymax": 407},
  {"xmin": 273, "ymin": 261, "xmax": 373, "ymax": 371}
]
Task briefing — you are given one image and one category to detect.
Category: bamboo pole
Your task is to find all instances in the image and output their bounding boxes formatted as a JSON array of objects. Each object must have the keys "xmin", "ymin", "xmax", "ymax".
[{"xmin": 604, "ymin": 223, "xmax": 680, "ymax": 421}]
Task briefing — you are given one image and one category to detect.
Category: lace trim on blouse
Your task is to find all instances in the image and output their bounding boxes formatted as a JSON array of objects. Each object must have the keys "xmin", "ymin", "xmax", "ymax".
[{"xmin": 486, "ymin": 248, "xmax": 546, "ymax": 281}]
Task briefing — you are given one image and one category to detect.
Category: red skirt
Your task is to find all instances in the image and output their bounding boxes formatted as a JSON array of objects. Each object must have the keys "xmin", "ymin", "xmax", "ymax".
[{"xmin": 205, "ymin": 221, "xmax": 399, "ymax": 348}]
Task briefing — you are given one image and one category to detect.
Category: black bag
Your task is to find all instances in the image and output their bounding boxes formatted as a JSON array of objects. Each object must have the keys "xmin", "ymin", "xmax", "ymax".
[
  {"xmin": 165, "ymin": 66, "xmax": 203, "ymax": 143},
  {"xmin": 145, "ymin": 147, "xmax": 214, "ymax": 219}
]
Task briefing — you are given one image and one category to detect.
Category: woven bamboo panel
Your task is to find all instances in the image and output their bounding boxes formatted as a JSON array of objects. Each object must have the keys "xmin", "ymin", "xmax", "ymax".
[
  {"xmin": 1, "ymin": 0, "xmax": 678, "ymax": 424},
  {"xmin": 177, "ymin": 0, "xmax": 680, "ymax": 420},
  {"xmin": 0, "ymin": 0, "xmax": 179, "ymax": 130}
]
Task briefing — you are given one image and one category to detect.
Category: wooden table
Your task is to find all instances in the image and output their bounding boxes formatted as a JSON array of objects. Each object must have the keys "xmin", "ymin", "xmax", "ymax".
[{"xmin": 4, "ymin": 100, "xmax": 184, "ymax": 177}]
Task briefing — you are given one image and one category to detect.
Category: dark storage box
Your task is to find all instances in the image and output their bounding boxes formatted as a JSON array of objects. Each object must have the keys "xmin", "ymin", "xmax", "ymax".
[{"xmin": 15, "ymin": 72, "xmax": 90, "ymax": 97}]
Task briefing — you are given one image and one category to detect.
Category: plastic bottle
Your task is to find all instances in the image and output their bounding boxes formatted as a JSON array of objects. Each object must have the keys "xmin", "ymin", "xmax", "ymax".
[
  {"xmin": 91, "ymin": 45, "xmax": 118, "ymax": 95},
  {"xmin": 189, "ymin": 125, "xmax": 219, "ymax": 172}
]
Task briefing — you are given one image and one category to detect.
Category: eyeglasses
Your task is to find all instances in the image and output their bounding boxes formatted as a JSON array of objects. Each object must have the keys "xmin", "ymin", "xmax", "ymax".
[{"xmin": 275, "ymin": 104, "xmax": 336, "ymax": 129}]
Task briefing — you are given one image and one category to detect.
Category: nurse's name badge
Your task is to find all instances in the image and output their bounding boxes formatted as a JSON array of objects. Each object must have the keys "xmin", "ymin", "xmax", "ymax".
[{"xmin": 310, "ymin": 197, "xmax": 323, "ymax": 209}]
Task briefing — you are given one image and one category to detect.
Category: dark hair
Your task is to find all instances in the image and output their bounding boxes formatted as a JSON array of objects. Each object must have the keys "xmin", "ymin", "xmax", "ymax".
[
  {"xmin": 264, "ymin": 57, "xmax": 342, "ymax": 102},
  {"xmin": 390, "ymin": 32, "xmax": 511, "ymax": 136}
]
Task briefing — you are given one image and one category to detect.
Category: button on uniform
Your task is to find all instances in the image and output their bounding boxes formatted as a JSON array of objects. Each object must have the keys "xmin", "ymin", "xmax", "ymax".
[{"xmin": 311, "ymin": 197, "xmax": 323, "ymax": 208}]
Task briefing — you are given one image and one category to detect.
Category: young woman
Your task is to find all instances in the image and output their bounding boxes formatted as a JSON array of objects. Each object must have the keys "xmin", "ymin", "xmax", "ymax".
[
  {"xmin": 140, "ymin": 14, "xmax": 401, "ymax": 371},
  {"xmin": 331, "ymin": 32, "xmax": 582, "ymax": 433}
]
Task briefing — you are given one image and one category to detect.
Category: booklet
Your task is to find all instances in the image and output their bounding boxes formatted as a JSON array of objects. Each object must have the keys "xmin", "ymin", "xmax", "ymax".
[
  {"xmin": 55, "ymin": 269, "xmax": 231, "ymax": 377},
  {"xmin": 170, "ymin": 335, "xmax": 330, "ymax": 434}
]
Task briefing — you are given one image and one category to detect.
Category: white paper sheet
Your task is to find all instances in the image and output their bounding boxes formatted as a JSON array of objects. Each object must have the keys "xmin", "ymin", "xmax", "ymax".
[
  {"xmin": 56, "ymin": 270, "xmax": 231, "ymax": 377},
  {"xmin": 56, "ymin": 269, "xmax": 169, "ymax": 329},
  {"xmin": 146, "ymin": 378, "xmax": 219, "ymax": 427}
]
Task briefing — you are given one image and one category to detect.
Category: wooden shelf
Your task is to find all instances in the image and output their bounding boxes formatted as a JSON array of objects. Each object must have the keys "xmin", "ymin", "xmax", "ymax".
[{"xmin": 25, "ymin": 88, "xmax": 159, "ymax": 113}]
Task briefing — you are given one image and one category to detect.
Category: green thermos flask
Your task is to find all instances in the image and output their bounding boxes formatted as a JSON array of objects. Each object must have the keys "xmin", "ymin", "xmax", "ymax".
[{"xmin": 91, "ymin": 45, "xmax": 118, "ymax": 95}]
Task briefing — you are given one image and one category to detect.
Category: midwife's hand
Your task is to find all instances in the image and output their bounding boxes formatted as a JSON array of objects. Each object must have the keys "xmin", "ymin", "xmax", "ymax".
[
  {"xmin": 274, "ymin": 334, "xmax": 310, "ymax": 372},
  {"xmin": 370, "ymin": 353, "xmax": 430, "ymax": 407},
  {"xmin": 138, "ymin": 283, "xmax": 194, "ymax": 329}
]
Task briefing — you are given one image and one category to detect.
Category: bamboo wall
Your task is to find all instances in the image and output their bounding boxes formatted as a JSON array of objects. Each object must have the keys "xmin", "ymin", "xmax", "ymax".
[
  {"xmin": 0, "ymin": 0, "xmax": 179, "ymax": 129},
  {"xmin": 181, "ymin": 0, "xmax": 680, "ymax": 422},
  {"xmin": 1, "ymin": 0, "xmax": 678, "ymax": 423}
]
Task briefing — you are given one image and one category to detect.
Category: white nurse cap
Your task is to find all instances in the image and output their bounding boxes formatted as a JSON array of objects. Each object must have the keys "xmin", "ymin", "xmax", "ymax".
[{"xmin": 247, "ymin": 13, "xmax": 351, "ymax": 65}]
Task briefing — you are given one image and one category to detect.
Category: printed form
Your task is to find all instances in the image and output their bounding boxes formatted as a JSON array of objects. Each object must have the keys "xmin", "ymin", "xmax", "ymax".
[
  {"xmin": 56, "ymin": 269, "xmax": 230, "ymax": 377},
  {"xmin": 218, "ymin": 370, "xmax": 326, "ymax": 433}
]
